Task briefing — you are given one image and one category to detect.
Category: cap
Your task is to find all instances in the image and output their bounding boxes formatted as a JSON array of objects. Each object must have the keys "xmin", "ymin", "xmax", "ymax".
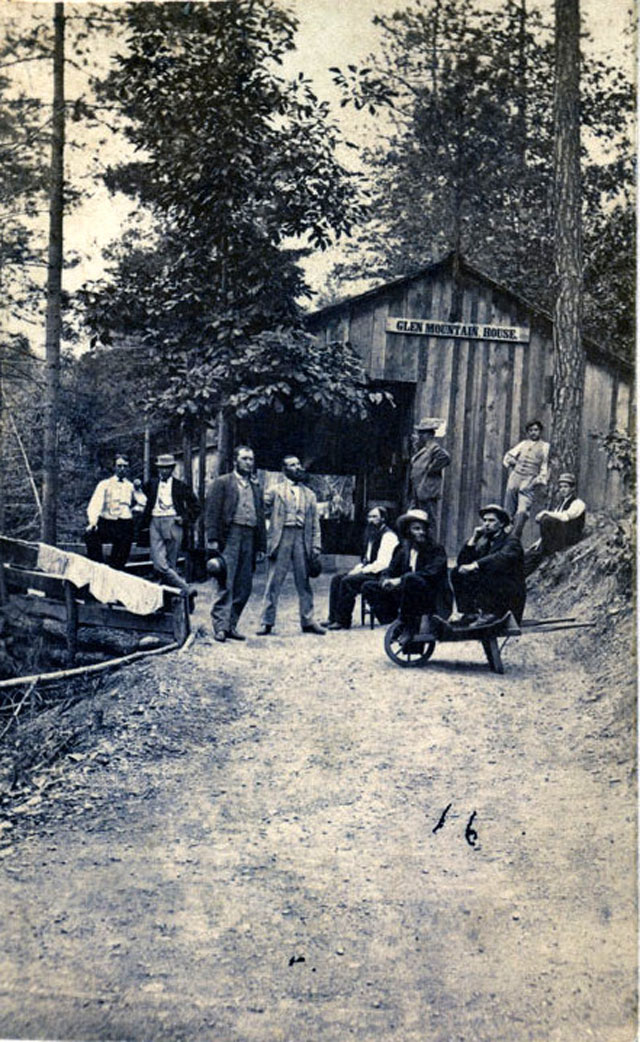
[
  {"xmin": 155, "ymin": 453, "xmax": 177, "ymax": 467},
  {"xmin": 478, "ymin": 503, "xmax": 511, "ymax": 526},
  {"xmin": 414, "ymin": 416, "xmax": 445, "ymax": 432}
]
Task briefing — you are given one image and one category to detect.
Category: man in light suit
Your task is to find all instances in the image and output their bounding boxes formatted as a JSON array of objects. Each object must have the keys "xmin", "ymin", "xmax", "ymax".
[
  {"xmin": 205, "ymin": 445, "xmax": 266, "ymax": 642},
  {"xmin": 256, "ymin": 455, "xmax": 325, "ymax": 635}
]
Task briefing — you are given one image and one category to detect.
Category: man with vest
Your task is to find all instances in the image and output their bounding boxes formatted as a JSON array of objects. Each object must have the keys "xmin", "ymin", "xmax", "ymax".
[
  {"xmin": 141, "ymin": 453, "xmax": 201, "ymax": 594},
  {"xmin": 361, "ymin": 508, "xmax": 452, "ymax": 642},
  {"xmin": 408, "ymin": 417, "xmax": 451, "ymax": 537},
  {"xmin": 256, "ymin": 454, "xmax": 325, "ymax": 636},
  {"xmin": 205, "ymin": 445, "xmax": 266, "ymax": 642},
  {"xmin": 450, "ymin": 503, "xmax": 526, "ymax": 627},
  {"xmin": 85, "ymin": 454, "xmax": 147, "ymax": 570},
  {"xmin": 322, "ymin": 506, "xmax": 398, "ymax": 630},
  {"xmin": 503, "ymin": 419, "xmax": 550, "ymax": 537},
  {"xmin": 524, "ymin": 473, "xmax": 586, "ymax": 576}
]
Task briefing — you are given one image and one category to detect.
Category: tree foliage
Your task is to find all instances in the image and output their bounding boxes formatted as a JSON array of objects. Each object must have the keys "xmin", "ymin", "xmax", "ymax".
[
  {"xmin": 81, "ymin": 0, "xmax": 384, "ymax": 432},
  {"xmin": 329, "ymin": 0, "xmax": 635, "ymax": 359}
]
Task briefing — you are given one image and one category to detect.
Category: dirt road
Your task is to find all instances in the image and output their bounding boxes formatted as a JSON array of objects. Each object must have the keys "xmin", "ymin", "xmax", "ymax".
[{"xmin": 0, "ymin": 571, "xmax": 635, "ymax": 1041}]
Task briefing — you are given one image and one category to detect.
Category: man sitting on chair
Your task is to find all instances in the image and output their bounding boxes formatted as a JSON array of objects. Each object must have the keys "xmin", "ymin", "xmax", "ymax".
[
  {"xmin": 323, "ymin": 506, "xmax": 398, "ymax": 630},
  {"xmin": 361, "ymin": 509, "xmax": 452, "ymax": 643},
  {"xmin": 450, "ymin": 504, "xmax": 526, "ymax": 627}
]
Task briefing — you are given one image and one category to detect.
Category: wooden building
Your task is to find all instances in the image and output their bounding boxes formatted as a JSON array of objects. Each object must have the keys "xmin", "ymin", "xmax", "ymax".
[{"xmin": 305, "ymin": 253, "xmax": 633, "ymax": 553}]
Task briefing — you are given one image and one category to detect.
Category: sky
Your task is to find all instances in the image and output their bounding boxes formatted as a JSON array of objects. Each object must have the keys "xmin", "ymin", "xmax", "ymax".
[{"xmin": 2, "ymin": 0, "xmax": 635, "ymax": 347}]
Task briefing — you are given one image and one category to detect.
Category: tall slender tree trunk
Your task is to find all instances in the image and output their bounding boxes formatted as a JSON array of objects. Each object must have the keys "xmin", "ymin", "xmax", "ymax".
[
  {"xmin": 197, "ymin": 420, "xmax": 207, "ymax": 547},
  {"xmin": 550, "ymin": 0, "xmax": 584, "ymax": 480},
  {"xmin": 41, "ymin": 2, "xmax": 65, "ymax": 544}
]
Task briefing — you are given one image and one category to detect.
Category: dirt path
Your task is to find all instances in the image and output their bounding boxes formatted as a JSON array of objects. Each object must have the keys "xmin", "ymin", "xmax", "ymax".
[{"xmin": 0, "ymin": 573, "xmax": 635, "ymax": 1041}]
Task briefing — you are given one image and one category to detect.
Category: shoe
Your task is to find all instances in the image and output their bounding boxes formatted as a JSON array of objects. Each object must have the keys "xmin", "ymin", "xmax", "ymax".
[
  {"xmin": 301, "ymin": 622, "xmax": 326, "ymax": 635},
  {"xmin": 326, "ymin": 621, "xmax": 349, "ymax": 630},
  {"xmin": 213, "ymin": 630, "xmax": 226, "ymax": 643},
  {"xmin": 227, "ymin": 628, "xmax": 246, "ymax": 641},
  {"xmin": 256, "ymin": 624, "xmax": 273, "ymax": 636},
  {"xmin": 320, "ymin": 620, "xmax": 333, "ymax": 628},
  {"xmin": 450, "ymin": 612, "xmax": 479, "ymax": 627},
  {"xmin": 468, "ymin": 612, "xmax": 498, "ymax": 629}
]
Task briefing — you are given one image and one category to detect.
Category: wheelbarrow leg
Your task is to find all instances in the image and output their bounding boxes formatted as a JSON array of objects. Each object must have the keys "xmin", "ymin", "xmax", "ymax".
[{"xmin": 481, "ymin": 637, "xmax": 504, "ymax": 674}]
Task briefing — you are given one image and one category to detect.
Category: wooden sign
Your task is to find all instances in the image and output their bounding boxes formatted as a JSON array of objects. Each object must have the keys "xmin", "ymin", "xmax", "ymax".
[{"xmin": 386, "ymin": 317, "xmax": 530, "ymax": 343}]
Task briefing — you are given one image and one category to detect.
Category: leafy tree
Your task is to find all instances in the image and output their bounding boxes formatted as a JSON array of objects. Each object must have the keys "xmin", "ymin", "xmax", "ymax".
[
  {"xmin": 81, "ymin": 0, "xmax": 382, "ymax": 474},
  {"xmin": 329, "ymin": 0, "xmax": 634, "ymax": 358}
]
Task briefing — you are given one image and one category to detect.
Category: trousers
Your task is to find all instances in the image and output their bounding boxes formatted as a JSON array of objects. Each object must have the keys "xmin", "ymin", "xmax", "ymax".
[
  {"xmin": 362, "ymin": 572, "xmax": 444, "ymax": 627},
  {"xmin": 150, "ymin": 516, "xmax": 187, "ymax": 591},
  {"xmin": 260, "ymin": 526, "xmax": 313, "ymax": 628},
  {"xmin": 211, "ymin": 524, "xmax": 255, "ymax": 633},
  {"xmin": 85, "ymin": 517, "xmax": 134, "ymax": 571},
  {"xmin": 327, "ymin": 570, "xmax": 371, "ymax": 627}
]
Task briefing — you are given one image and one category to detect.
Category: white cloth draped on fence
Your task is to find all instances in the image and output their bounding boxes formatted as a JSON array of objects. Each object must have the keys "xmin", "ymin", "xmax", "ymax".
[{"xmin": 36, "ymin": 543, "xmax": 166, "ymax": 615}]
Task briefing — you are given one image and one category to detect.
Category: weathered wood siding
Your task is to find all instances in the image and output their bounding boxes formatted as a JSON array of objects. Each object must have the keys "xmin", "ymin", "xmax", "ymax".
[{"xmin": 310, "ymin": 262, "xmax": 632, "ymax": 553}]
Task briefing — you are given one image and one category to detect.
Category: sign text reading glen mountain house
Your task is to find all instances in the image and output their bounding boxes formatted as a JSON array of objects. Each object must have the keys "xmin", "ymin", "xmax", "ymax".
[{"xmin": 387, "ymin": 317, "xmax": 530, "ymax": 342}]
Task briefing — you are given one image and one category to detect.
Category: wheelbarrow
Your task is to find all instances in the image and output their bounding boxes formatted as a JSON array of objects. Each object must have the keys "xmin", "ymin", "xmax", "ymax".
[{"xmin": 383, "ymin": 613, "xmax": 593, "ymax": 675}]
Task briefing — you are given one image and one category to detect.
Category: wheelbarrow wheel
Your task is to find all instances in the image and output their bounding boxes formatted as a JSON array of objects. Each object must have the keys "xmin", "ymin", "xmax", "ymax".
[{"xmin": 384, "ymin": 619, "xmax": 435, "ymax": 668}]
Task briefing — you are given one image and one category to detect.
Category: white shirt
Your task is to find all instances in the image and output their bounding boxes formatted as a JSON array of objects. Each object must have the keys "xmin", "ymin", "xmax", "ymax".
[
  {"xmin": 357, "ymin": 530, "xmax": 399, "ymax": 575},
  {"xmin": 544, "ymin": 497, "xmax": 586, "ymax": 522},
  {"xmin": 87, "ymin": 476, "xmax": 146, "ymax": 526},
  {"xmin": 409, "ymin": 547, "xmax": 418, "ymax": 572},
  {"xmin": 152, "ymin": 477, "xmax": 177, "ymax": 518}
]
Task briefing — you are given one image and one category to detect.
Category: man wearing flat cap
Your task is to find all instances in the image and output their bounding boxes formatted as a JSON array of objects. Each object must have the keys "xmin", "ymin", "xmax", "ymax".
[
  {"xmin": 141, "ymin": 454, "xmax": 201, "ymax": 593},
  {"xmin": 85, "ymin": 454, "xmax": 147, "ymax": 570},
  {"xmin": 408, "ymin": 417, "xmax": 451, "ymax": 537},
  {"xmin": 361, "ymin": 508, "xmax": 452, "ymax": 642},
  {"xmin": 524, "ymin": 473, "xmax": 586, "ymax": 576},
  {"xmin": 450, "ymin": 504, "xmax": 526, "ymax": 627}
]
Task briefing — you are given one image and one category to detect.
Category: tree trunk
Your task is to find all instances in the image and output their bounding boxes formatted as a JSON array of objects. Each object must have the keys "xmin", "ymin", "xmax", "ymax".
[
  {"xmin": 41, "ymin": 2, "xmax": 65, "ymax": 545},
  {"xmin": 197, "ymin": 420, "xmax": 207, "ymax": 547},
  {"xmin": 550, "ymin": 0, "xmax": 584, "ymax": 484},
  {"xmin": 216, "ymin": 409, "xmax": 235, "ymax": 476},
  {"xmin": 143, "ymin": 422, "xmax": 151, "ymax": 483}
]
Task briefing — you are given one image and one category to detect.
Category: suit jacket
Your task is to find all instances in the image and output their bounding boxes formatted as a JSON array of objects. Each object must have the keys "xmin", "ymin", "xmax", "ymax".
[
  {"xmin": 410, "ymin": 438, "xmax": 451, "ymax": 502},
  {"xmin": 384, "ymin": 539, "xmax": 453, "ymax": 616},
  {"xmin": 205, "ymin": 472, "xmax": 266, "ymax": 558},
  {"xmin": 140, "ymin": 477, "xmax": 201, "ymax": 529},
  {"xmin": 264, "ymin": 478, "xmax": 321, "ymax": 560},
  {"xmin": 457, "ymin": 530, "xmax": 526, "ymax": 620}
]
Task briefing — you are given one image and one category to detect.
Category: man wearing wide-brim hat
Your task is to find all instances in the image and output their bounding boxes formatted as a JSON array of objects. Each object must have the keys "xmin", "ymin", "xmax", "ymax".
[
  {"xmin": 524, "ymin": 472, "xmax": 587, "ymax": 576},
  {"xmin": 140, "ymin": 453, "xmax": 201, "ymax": 594},
  {"xmin": 408, "ymin": 417, "xmax": 451, "ymax": 538},
  {"xmin": 450, "ymin": 503, "xmax": 526, "ymax": 627},
  {"xmin": 361, "ymin": 508, "xmax": 452, "ymax": 642}
]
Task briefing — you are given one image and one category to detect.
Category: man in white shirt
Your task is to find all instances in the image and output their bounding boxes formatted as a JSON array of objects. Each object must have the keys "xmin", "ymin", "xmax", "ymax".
[
  {"xmin": 322, "ymin": 506, "xmax": 398, "ymax": 630},
  {"xmin": 140, "ymin": 453, "xmax": 201, "ymax": 593},
  {"xmin": 524, "ymin": 472, "xmax": 586, "ymax": 576},
  {"xmin": 503, "ymin": 419, "xmax": 550, "ymax": 536},
  {"xmin": 85, "ymin": 454, "xmax": 147, "ymax": 570}
]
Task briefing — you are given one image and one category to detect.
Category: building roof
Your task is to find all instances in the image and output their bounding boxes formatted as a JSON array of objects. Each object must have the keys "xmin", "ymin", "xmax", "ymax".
[{"xmin": 306, "ymin": 251, "xmax": 632, "ymax": 376}]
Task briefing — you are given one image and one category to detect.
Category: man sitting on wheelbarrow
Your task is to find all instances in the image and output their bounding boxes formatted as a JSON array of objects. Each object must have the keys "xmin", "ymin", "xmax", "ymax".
[
  {"xmin": 361, "ymin": 508, "xmax": 452, "ymax": 644},
  {"xmin": 450, "ymin": 503, "xmax": 526, "ymax": 627}
]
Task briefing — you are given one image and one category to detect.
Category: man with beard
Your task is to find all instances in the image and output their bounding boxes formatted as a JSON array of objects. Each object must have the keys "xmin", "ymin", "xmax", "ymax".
[
  {"xmin": 205, "ymin": 445, "xmax": 266, "ymax": 642},
  {"xmin": 322, "ymin": 506, "xmax": 398, "ymax": 630},
  {"xmin": 256, "ymin": 455, "xmax": 325, "ymax": 636},
  {"xmin": 361, "ymin": 508, "xmax": 452, "ymax": 643},
  {"xmin": 450, "ymin": 504, "xmax": 526, "ymax": 626}
]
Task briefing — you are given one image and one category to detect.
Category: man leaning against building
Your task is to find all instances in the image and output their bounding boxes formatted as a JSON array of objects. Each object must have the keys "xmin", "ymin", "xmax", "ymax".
[
  {"xmin": 503, "ymin": 419, "xmax": 550, "ymax": 537},
  {"xmin": 205, "ymin": 445, "xmax": 266, "ymax": 643},
  {"xmin": 408, "ymin": 417, "xmax": 451, "ymax": 536},
  {"xmin": 256, "ymin": 455, "xmax": 325, "ymax": 636},
  {"xmin": 85, "ymin": 454, "xmax": 147, "ymax": 570}
]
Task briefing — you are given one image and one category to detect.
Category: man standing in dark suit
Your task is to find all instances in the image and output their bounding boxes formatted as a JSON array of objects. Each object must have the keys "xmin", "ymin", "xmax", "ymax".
[
  {"xmin": 205, "ymin": 445, "xmax": 266, "ymax": 642},
  {"xmin": 450, "ymin": 503, "xmax": 526, "ymax": 625},
  {"xmin": 141, "ymin": 453, "xmax": 201, "ymax": 594},
  {"xmin": 361, "ymin": 508, "xmax": 452, "ymax": 642}
]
